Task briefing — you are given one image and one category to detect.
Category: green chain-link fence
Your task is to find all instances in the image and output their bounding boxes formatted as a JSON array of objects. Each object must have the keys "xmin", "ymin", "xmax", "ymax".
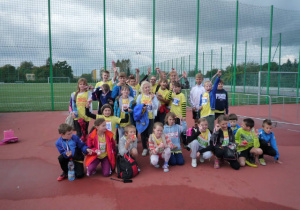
[{"xmin": 0, "ymin": 0, "xmax": 299, "ymax": 112}]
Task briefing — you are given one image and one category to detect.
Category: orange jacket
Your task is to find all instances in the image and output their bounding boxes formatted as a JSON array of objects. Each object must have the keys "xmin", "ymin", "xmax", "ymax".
[{"xmin": 85, "ymin": 129, "xmax": 116, "ymax": 170}]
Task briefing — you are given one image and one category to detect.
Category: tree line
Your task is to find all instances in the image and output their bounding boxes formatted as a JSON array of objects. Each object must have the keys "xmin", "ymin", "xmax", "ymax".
[{"xmin": 0, "ymin": 57, "xmax": 298, "ymax": 87}]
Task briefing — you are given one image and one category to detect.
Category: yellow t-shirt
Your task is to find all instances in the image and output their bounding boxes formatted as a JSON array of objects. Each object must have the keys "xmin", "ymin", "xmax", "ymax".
[
  {"xmin": 170, "ymin": 92, "xmax": 186, "ymax": 118},
  {"xmin": 151, "ymin": 83, "xmax": 158, "ymax": 94},
  {"xmin": 157, "ymin": 88, "xmax": 169, "ymax": 105},
  {"xmin": 201, "ymin": 92, "xmax": 214, "ymax": 118},
  {"xmin": 141, "ymin": 94, "xmax": 153, "ymax": 119},
  {"xmin": 97, "ymin": 135, "xmax": 107, "ymax": 159},
  {"xmin": 96, "ymin": 115, "xmax": 121, "ymax": 140},
  {"xmin": 222, "ymin": 130, "xmax": 229, "ymax": 146},
  {"xmin": 95, "ymin": 80, "xmax": 114, "ymax": 91},
  {"xmin": 129, "ymin": 84, "xmax": 140, "ymax": 100},
  {"xmin": 197, "ymin": 129, "xmax": 210, "ymax": 147},
  {"xmin": 120, "ymin": 98, "xmax": 131, "ymax": 127},
  {"xmin": 75, "ymin": 91, "xmax": 91, "ymax": 121}
]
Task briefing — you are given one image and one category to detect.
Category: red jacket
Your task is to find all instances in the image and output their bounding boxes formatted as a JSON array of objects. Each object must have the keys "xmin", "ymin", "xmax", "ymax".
[{"xmin": 85, "ymin": 129, "xmax": 116, "ymax": 170}]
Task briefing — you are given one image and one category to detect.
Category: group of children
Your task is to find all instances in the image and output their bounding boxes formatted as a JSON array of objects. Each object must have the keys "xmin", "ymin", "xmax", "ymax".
[{"xmin": 55, "ymin": 65, "xmax": 281, "ymax": 181}]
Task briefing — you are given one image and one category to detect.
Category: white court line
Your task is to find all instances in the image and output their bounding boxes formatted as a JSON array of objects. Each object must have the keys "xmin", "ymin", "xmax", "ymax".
[{"xmin": 288, "ymin": 129, "xmax": 300, "ymax": 132}]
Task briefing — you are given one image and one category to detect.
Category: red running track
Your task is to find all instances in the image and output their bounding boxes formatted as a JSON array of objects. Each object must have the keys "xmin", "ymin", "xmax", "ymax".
[{"xmin": 0, "ymin": 111, "xmax": 299, "ymax": 210}]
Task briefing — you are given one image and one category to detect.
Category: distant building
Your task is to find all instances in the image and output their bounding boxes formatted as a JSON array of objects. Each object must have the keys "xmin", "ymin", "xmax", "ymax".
[{"xmin": 26, "ymin": 73, "xmax": 35, "ymax": 81}]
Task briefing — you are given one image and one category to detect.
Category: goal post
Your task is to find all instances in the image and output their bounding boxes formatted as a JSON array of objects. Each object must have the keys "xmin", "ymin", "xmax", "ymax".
[
  {"xmin": 258, "ymin": 71, "xmax": 298, "ymax": 104},
  {"xmin": 48, "ymin": 77, "xmax": 70, "ymax": 83}
]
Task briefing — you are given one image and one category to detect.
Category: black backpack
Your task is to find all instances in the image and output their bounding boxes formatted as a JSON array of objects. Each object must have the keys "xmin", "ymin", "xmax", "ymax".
[{"xmin": 116, "ymin": 154, "xmax": 139, "ymax": 180}]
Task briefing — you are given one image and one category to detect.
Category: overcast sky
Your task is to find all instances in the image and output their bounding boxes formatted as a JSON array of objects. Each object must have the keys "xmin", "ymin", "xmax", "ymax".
[{"xmin": 0, "ymin": 0, "xmax": 299, "ymax": 76}]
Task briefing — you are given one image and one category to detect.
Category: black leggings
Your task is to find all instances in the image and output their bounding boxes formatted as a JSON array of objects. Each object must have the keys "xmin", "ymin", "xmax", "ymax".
[
  {"xmin": 74, "ymin": 120, "xmax": 89, "ymax": 138},
  {"xmin": 259, "ymin": 140, "xmax": 277, "ymax": 159},
  {"xmin": 141, "ymin": 119, "xmax": 154, "ymax": 149},
  {"xmin": 58, "ymin": 148, "xmax": 85, "ymax": 178},
  {"xmin": 213, "ymin": 146, "xmax": 240, "ymax": 170}
]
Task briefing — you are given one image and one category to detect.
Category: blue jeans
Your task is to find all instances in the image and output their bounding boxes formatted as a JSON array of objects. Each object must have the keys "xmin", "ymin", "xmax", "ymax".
[{"xmin": 169, "ymin": 152, "xmax": 185, "ymax": 166}]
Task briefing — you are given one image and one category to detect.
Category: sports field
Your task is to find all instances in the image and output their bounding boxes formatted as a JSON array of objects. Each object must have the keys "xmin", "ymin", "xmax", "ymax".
[{"xmin": 0, "ymin": 83, "xmax": 299, "ymax": 113}]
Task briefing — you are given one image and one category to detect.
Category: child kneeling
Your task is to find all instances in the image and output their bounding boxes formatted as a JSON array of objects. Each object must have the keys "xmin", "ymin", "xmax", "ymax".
[
  {"xmin": 164, "ymin": 112, "xmax": 187, "ymax": 166},
  {"xmin": 118, "ymin": 125, "xmax": 138, "ymax": 158},
  {"xmin": 258, "ymin": 119, "xmax": 281, "ymax": 165},
  {"xmin": 149, "ymin": 122, "xmax": 177, "ymax": 172},
  {"xmin": 85, "ymin": 118, "xmax": 116, "ymax": 177},
  {"xmin": 55, "ymin": 123, "xmax": 93, "ymax": 181},
  {"xmin": 188, "ymin": 118, "xmax": 213, "ymax": 168},
  {"xmin": 235, "ymin": 118, "xmax": 263, "ymax": 167},
  {"xmin": 201, "ymin": 115, "xmax": 240, "ymax": 170}
]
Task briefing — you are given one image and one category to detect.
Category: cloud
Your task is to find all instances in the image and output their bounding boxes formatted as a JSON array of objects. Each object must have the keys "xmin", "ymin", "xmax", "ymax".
[{"xmin": 0, "ymin": 0, "xmax": 299, "ymax": 76}]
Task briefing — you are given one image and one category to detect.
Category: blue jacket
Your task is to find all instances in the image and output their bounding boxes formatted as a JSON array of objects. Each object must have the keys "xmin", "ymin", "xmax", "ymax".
[
  {"xmin": 133, "ymin": 104, "xmax": 149, "ymax": 133},
  {"xmin": 199, "ymin": 77, "xmax": 220, "ymax": 111},
  {"xmin": 163, "ymin": 121, "xmax": 187, "ymax": 152},
  {"xmin": 55, "ymin": 135, "xmax": 89, "ymax": 159},
  {"xmin": 258, "ymin": 129, "xmax": 279, "ymax": 160},
  {"xmin": 111, "ymin": 85, "xmax": 134, "ymax": 99},
  {"xmin": 228, "ymin": 123, "xmax": 241, "ymax": 135},
  {"xmin": 136, "ymin": 94, "xmax": 159, "ymax": 118}
]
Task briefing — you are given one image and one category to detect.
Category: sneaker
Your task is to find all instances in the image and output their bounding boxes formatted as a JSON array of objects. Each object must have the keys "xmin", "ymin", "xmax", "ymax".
[
  {"xmin": 191, "ymin": 159, "xmax": 197, "ymax": 167},
  {"xmin": 214, "ymin": 159, "xmax": 220, "ymax": 169},
  {"xmin": 142, "ymin": 149, "xmax": 148, "ymax": 156},
  {"xmin": 162, "ymin": 164, "xmax": 169, "ymax": 172},
  {"xmin": 245, "ymin": 160, "xmax": 258, "ymax": 168},
  {"xmin": 199, "ymin": 156, "xmax": 204, "ymax": 163},
  {"xmin": 259, "ymin": 158, "xmax": 266, "ymax": 166},
  {"xmin": 57, "ymin": 172, "xmax": 67, "ymax": 181}
]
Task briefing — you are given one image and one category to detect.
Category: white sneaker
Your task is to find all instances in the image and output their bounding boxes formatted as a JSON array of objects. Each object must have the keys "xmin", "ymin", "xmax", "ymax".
[
  {"xmin": 162, "ymin": 164, "xmax": 169, "ymax": 172},
  {"xmin": 191, "ymin": 159, "xmax": 197, "ymax": 167},
  {"xmin": 142, "ymin": 149, "xmax": 148, "ymax": 156},
  {"xmin": 200, "ymin": 156, "xmax": 204, "ymax": 163}
]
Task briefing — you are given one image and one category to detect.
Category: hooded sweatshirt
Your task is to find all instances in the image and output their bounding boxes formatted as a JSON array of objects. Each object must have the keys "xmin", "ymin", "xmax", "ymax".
[{"xmin": 163, "ymin": 121, "xmax": 187, "ymax": 152}]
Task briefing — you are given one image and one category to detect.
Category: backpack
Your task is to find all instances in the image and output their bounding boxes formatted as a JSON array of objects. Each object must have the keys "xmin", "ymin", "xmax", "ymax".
[
  {"xmin": 117, "ymin": 153, "xmax": 139, "ymax": 179},
  {"xmin": 181, "ymin": 127, "xmax": 194, "ymax": 151}
]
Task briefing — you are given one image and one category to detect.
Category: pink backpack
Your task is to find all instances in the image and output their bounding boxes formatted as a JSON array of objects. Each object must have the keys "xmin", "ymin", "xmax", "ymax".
[
  {"xmin": 186, "ymin": 127, "xmax": 193, "ymax": 137},
  {"xmin": 0, "ymin": 130, "xmax": 18, "ymax": 145}
]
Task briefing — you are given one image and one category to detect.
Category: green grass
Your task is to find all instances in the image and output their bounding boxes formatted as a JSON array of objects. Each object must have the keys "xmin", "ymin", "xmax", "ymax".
[
  {"xmin": 0, "ymin": 83, "xmax": 99, "ymax": 112},
  {"xmin": 0, "ymin": 83, "xmax": 298, "ymax": 112}
]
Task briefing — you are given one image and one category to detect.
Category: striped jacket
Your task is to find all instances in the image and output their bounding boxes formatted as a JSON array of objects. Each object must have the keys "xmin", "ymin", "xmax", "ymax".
[{"xmin": 149, "ymin": 133, "xmax": 175, "ymax": 155}]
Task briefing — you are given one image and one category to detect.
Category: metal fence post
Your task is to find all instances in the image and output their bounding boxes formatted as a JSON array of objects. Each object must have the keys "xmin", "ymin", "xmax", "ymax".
[
  {"xmin": 258, "ymin": 71, "xmax": 261, "ymax": 105},
  {"xmin": 267, "ymin": 5, "xmax": 273, "ymax": 102},
  {"xmin": 210, "ymin": 49, "xmax": 213, "ymax": 78},
  {"xmin": 103, "ymin": 0, "xmax": 107, "ymax": 71},
  {"xmin": 48, "ymin": 0, "xmax": 54, "ymax": 111},
  {"xmin": 297, "ymin": 48, "xmax": 300, "ymax": 103},
  {"xmin": 195, "ymin": 0, "xmax": 200, "ymax": 75},
  {"xmin": 203, "ymin": 51, "xmax": 204, "ymax": 75},
  {"xmin": 220, "ymin": 47, "xmax": 222, "ymax": 70},
  {"xmin": 152, "ymin": 0, "xmax": 156, "ymax": 74},
  {"xmin": 277, "ymin": 33, "xmax": 281, "ymax": 95},
  {"xmin": 268, "ymin": 96, "xmax": 272, "ymax": 120},
  {"xmin": 189, "ymin": 55, "xmax": 191, "ymax": 74},
  {"xmin": 260, "ymin": 37, "xmax": 263, "ymax": 71},
  {"xmin": 244, "ymin": 41, "xmax": 247, "ymax": 93},
  {"xmin": 231, "ymin": 44, "xmax": 233, "ymax": 92},
  {"xmin": 232, "ymin": 0, "xmax": 239, "ymax": 105}
]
